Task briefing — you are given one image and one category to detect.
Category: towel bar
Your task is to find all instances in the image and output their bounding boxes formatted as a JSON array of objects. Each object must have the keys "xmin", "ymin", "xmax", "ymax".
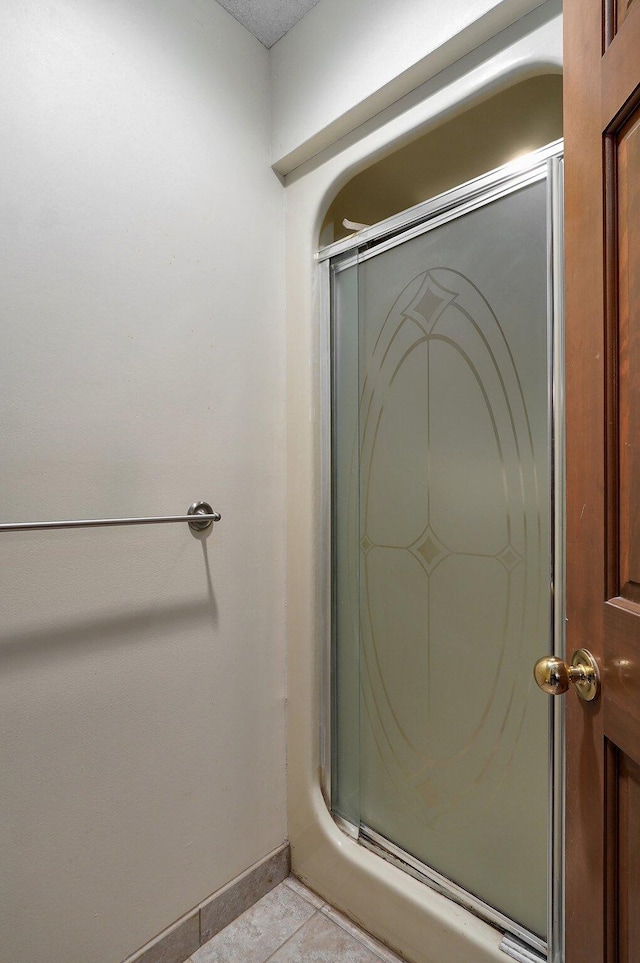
[{"xmin": 0, "ymin": 501, "xmax": 221, "ymax": 534}]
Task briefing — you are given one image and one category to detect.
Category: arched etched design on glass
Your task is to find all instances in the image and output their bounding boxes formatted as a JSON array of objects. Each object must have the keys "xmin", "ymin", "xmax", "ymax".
[{"xmin": 332, "ymin": 179, "xmax": 550, "ymax": 940}]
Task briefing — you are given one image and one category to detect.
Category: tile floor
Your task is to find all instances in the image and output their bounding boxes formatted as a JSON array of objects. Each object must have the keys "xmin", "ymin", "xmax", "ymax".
[{"xmin": 185, "ymin": 875, "xmax": 407, "ymax": 963}]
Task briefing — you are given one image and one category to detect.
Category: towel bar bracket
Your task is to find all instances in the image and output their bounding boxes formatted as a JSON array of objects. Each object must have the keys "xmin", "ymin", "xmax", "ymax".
[{"xmin": 187, "ymin": 501, "xmax": 219, "ymax": 532}]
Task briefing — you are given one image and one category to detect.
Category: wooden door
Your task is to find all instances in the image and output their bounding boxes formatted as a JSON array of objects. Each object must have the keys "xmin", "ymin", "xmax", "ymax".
[{"xmin": 564, "ymin": 0, "xmax": 640, "ymax": 959}]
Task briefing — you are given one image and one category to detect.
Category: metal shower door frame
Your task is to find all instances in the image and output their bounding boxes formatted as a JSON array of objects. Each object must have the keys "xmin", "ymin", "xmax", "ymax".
[{"xmin": 317, "ymin": 140, "xmax": 565, "ymax": 963}]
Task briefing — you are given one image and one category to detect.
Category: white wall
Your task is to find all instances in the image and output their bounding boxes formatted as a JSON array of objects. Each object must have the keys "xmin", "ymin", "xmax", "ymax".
[
  {"xmin": 0, "ymin": 2, "xmax": 286, "ymax": 962},
  {"xmin": 270, "ymin": 0, "xmax": 549, "ymax": 173}
]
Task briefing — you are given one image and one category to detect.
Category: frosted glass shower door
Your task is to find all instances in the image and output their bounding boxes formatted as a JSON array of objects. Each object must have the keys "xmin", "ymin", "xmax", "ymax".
[{"xmin": 331, "ymin": 172, "xmax": 554, "ymax": 947}]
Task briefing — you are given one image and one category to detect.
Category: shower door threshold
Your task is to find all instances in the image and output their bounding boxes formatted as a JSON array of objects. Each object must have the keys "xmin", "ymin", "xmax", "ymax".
[{"xmin": 359, "ymin": 825, "xmax": 547, "ymax": 961}]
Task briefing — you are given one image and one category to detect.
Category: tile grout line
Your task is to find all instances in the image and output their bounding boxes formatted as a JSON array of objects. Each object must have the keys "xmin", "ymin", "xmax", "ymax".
[
  {"xmin": 318, "ymin": 905, "xmax": 403, "ymax": 962},
  {"xmin": 283, "ymin": 879, "xmax": 401, "ymax": 962},
  {"xmin": 282, "ymin": 877, "xmax": 327, "ymax": 910},
  {"xmin": 260, "ymin": 908, "xmax": 323, "ymax": 963},
  {"xmin": 187, "ymin": 885, "xmax": 402, "ymax": 963}
]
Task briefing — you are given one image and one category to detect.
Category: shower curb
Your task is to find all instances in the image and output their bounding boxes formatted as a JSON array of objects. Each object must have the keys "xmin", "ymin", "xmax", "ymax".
[{"xmin": 121, "ymin": 842, "xmax": 290, "ymax": 963}]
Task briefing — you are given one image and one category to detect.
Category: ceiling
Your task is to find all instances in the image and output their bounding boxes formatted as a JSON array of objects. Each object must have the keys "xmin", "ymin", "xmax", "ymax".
[{"xmin": 214, "ymin": 0, "xmax": 322, "ymax": 48}]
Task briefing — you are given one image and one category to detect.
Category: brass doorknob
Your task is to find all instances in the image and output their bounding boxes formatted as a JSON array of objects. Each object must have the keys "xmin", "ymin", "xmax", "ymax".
[{"xmin": 533, "ymin": 648, "xmax": 600, "ymax": 702}]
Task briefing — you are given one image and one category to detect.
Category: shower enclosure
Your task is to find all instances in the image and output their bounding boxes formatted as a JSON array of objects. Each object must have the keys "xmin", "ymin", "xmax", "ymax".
[{"xmin": 319, "ymin": 141, "xmax": 564, "ymax": 962}]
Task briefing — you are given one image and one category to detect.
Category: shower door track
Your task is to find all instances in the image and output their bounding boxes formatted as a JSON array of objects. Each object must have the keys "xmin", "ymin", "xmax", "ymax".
[
  {"xmin": 359, "ymin": 825, "xmax": 546, "ymax": 960},
  {"xmin": 318, "ymin": 140, "xmax": 565, "ymax": 963}
]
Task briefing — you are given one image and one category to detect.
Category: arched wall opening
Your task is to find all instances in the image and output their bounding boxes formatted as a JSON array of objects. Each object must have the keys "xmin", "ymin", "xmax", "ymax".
[{"xmin": 319, "ymin": 73, "xmax": 563, "ymax": 246}]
